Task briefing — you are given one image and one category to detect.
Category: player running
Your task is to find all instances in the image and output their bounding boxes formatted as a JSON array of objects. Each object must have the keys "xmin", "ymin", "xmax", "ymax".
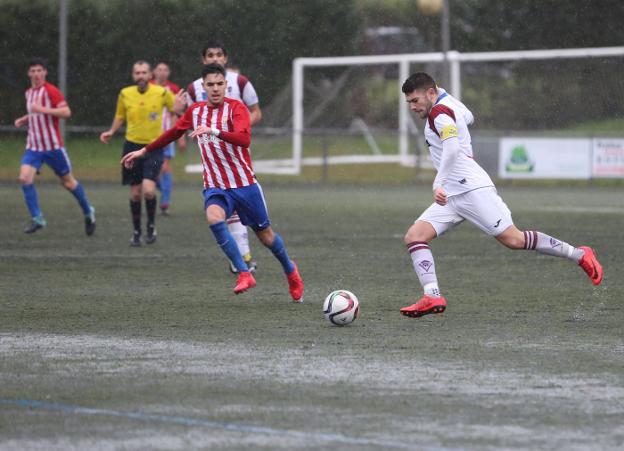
[
  {"xmin": 121, "ymin": 64, "xmax": 304, "ymax": 302},
  {"xmin": 187, "ymin": 40, "xmax": 262, "ymax": 274},
  {"xmin": 399, "ymin": 72, "xmax": 603, "ymax": 318},
  {"xmin": 14, "ymin": 58, "xmax": 96, "ymax": 235},
  {"xmin": 151, "ymin": 62, "xmax": 185, "ymax": 216}
]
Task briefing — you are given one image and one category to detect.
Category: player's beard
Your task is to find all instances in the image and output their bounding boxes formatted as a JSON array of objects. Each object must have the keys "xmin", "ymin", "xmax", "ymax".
[{"xmin": 136, "ymin": 79, "xmax": 149, "ymax": 92}]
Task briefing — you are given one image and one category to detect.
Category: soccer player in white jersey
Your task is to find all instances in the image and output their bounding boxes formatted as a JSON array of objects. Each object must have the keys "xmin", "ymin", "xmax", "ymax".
[
  {"xmin": 121, "ymin": 64, "xmax": 304, "ymax": 302},
  {"xmin": 399, "ymin": 72, "xmax": 603, "ymax": 318},
  {"xmin": 187, "ymin": 40, "xmax": 262, "ymax": 274},
  {"xmin": 14, "ymin": 58, "xmax": 96, "ymax": 235}
]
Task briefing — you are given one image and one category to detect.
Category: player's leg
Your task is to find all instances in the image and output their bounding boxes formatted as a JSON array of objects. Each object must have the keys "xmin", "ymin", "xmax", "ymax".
[
  {"xmin": 158, "ymin": 144, "xmax": 174, "ymax": 215},
  {"xmin": 50, "ymin": 149, "xmax": 96, "ymax": 236},
  {"xmin": 141, "ymin": 149, "xmax": 164, "ymax": 244},
  {"xmin": 254, "ymin": 225, "xmax": 303, "ymax": 302},
  {"xmin": 400, "ymin": 202, "xmax": 464, "ymax": 318},
  {"xmin": 231, "ymin": 183, "xmax": 303, "ymax": 302},
  {"xmin": 142, "ymin": 178, "xmax": 158, "ymax": 244},
  {"xmin": 495, "ymin": 225, "xmax": 603, "ymax": 285},
  {"xmin": 227, "ymin": 214, "xmax": 257, "ymax": 273},
  {"xmin": 455, "ymin": 186, "xmax": 603, "ymax": 286},
  {"xmin": 18, "ymin": 155, "xmax": 46, "ymax": 233},
  {"xmin": 123, "ymin": 141, "xmax": 145, "ymax": 246},
  {"xmin": 204, "ymin": 190, "xmax": 255, "ymax": 294},
  {"xmin": 129, "ymin": 183, "xmax": 143, "ymax": 246},
  {"xmin": 400, "ymin": 219, "xmax": 446, "ymax": 317}
]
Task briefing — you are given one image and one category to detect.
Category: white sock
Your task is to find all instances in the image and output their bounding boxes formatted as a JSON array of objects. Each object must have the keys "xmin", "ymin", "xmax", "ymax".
[
  {"xmin": 227, "ymin": 215, "xmax": 250, "ymax": 257},
  {"xmin": 407, "ymin": 241, "xmax": 441, "ymax": 297},
  {"xmin": 523, "ymin": 231, "xmax": 584, "ymax": 262}
]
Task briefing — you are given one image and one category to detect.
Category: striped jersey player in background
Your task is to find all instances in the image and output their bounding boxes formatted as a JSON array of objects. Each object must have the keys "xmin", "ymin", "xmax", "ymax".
[
  {"xmin": 399, "ymin": 72, "xmax": 604, "ymax": 318},
  {"xmin": 187, "ymin": 40, "xmax": 263, "ymax": 274},
  {"xmin": 121, "ymin": 63, "xmax": 303, "ymax": 302},
  {"xmin": 14, "ymin": 58, "xmax": 96, "ymax": 235},
  {"xmin": 151, "ymin": 62, "xmax": 184, "ymax": 216}
]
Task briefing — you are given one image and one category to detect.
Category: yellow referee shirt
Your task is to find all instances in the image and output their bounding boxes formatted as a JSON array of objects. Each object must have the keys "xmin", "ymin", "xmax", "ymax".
[{"xmin": 115, "ymin": 84, "xmax": 175, "ymax": 144}]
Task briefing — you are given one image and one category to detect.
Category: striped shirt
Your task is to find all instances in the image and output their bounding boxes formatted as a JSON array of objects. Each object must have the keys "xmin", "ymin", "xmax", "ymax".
[
  {"xmin": 146, "ymin": 98, "xmax": 254, "ymax": 190},
  {"xmin": 25, "ymin": 82, "xmax": 66, "ymax": 151}
]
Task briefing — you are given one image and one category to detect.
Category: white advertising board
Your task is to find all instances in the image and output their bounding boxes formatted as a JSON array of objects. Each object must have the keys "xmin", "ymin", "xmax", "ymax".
[
  {"xmin": 592, "ymin": 138, "xmax": 624, "ymax": 178},
  {"xmin": 499, "ymin": 138, "xmax": 592, "ymax": 179}
]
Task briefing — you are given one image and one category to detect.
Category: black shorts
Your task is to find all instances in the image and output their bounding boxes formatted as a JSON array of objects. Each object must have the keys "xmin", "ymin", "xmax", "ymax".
[{"xmin": 122, "ymin": 140, "xmax": 164, "ymax": 186}]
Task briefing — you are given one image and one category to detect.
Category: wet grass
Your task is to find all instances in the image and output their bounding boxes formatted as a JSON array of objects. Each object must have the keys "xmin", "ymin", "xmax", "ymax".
[{"xmin": 0, "ymin": 183, "xmax": 622, "ymax": 450}]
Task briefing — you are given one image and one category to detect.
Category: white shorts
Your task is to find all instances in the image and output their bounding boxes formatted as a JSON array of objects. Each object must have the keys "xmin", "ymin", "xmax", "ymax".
[{"xmin": 416, "ymin": 186, "xmax": 513, "ymax": 237}]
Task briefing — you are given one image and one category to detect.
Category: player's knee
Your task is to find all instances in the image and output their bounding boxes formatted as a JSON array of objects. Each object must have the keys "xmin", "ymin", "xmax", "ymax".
[
  {"xmin": 18, "ymin": 173, "xmax": 32, "ymax": 185},
  {"xmin": 62, "ymin": 178, "xmax": 77, "ymax": 190},
  {"xmin": 497, "ymin": 233, "xmax": 524, "ymax": 250},
  {"xmin": 404, "ymin": 228, "xmax": 430, "ymax": 245},
  {"xmin": 256, "ymin": 227, "xmax": 274, "ymax": 247}
]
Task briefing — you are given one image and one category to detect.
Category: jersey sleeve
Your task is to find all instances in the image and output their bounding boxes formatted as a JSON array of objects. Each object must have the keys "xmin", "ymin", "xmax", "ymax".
[
  {"xmin": 114, "ymin": 91, "xmax": 126, "ymax": 121},
  {"xmin": 175, "ymin": 105, "xmax": 195, "ymax": 130},
  {"xmin": 169, "ymin": 82, "xmax": 181, "ymax": 94},
  {"xmin": 46, "ymin": 84, "xmax": 67, "ymax": 107},
  {"xmin": 428, "ymin": 104, "xmax": 458, "ymax": 141},
  {"xmin": 240, "ymin": 76, "xmax": 259, "ymax": 107},
  {"xmin": 186, "ymin": 82, "xmax": 196, "ymax": 103},
  {"xmin": 218, "ymin": 101, "xmax": 251, "ymax": 148}
]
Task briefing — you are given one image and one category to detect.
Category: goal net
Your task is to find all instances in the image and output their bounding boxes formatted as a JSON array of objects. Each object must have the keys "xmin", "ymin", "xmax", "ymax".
[{"xmin": 187, "ymin": 46, "xmax": 624, "ymax": 175}]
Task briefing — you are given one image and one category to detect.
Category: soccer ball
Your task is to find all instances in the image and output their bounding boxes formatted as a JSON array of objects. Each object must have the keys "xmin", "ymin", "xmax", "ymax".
[{"xmin": 323, "ymin": 290, "xmax": 360, "ymax": 326}]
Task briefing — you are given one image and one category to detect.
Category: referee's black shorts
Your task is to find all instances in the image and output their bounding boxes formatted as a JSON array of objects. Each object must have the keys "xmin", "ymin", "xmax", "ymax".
[{"xmin": 121, "ymin": 140, "xmax": 164, "ymax": 186}]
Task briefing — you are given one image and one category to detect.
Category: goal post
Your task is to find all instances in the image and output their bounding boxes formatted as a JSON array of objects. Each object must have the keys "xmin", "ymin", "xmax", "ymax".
[
  {"xmin": 286, "ymin": 45, "xmax": 624, "ymax": 175},
  {"xmin": 185, "ymin": 46, "xmax": 624, "ymax": 176}
]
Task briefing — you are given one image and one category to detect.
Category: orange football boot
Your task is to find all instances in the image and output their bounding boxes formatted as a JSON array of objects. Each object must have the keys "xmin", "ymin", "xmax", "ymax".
[
  {"xmin": 578, "ymin": 246, "xmax": 603, "ymax": 286},
  {"xmin": 400, "ymin": 295, "xmax": 447, "ymax": 318},
  {"xmin": 233, "ymin": 271, "xmax": 256, "ymax": 294},
  {"xmin": 287, "ymin": 263, "xmax": 304, "ymax": 303}
]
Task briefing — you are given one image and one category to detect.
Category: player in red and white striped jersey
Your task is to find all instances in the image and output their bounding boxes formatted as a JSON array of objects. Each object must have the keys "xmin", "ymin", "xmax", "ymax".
[
  {"xmin": 186, "ymin": 40, "xmax": 262, "ymax": 274},
  {"xmin": 14, "ymin": 58, "xmax": 95, "ymax": 235},
  {"xmin": 151, "ymin": 62, "xmax": 185, "ymax": 215},
  {"xmin": 121, "ymin": 64, "xmax": 303, "ymax": 302}
]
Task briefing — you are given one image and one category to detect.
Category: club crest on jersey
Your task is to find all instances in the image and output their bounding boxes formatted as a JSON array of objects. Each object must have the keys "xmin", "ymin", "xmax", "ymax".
[
  {"xmin": 149, "ymin": 112, "xmax": 158, "ymax": 121},
  {"xmin": 419, "ymin": 260, "xmax": 433, "ymax": 272}
]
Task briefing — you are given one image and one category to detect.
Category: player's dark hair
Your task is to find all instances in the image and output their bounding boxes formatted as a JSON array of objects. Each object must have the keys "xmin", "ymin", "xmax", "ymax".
[
  {"xmin": 202, "ymin": 63, "xmax": 226, "ymax": 79},
  {"xmin": 133, "ymin": 60, "xmax": 152, "ymax": 70},
  {"xmin": 202, "ymin": 40, "xmax": 227, "ymax": 57},
  {"xmin": 402, "ymin": 72, "xmax": 437, "ymax": 93},
  {"xmin": 28, "ymin": 58, "xmax": 48, "ymax": 70}
]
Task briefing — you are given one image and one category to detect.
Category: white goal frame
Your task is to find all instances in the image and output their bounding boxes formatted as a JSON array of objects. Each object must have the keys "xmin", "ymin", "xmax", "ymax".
[
  {"xmin": 286, "ymin": 45, "xmax": 624, "ymax": 175},
  {"xmin": 186, "ymin": 46, "xmax": 624, "ymax": 175}
]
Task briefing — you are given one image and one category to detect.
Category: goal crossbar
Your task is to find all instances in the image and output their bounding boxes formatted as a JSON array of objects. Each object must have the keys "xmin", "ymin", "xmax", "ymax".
[{"xmin": 288, "ymin": 46, "xmax": 624, "ymax": 175}]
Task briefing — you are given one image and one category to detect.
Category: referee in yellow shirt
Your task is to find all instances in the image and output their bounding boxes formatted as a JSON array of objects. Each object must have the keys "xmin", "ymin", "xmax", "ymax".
[{"xmin": 100, "ymin": 60, "xmax": 183, "ymax": 246}]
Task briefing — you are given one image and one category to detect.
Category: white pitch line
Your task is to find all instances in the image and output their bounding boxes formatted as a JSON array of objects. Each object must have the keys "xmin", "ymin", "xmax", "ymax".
[{"xmin": 0, "ymin": 398, "xmax": 457, "ymax": 450}]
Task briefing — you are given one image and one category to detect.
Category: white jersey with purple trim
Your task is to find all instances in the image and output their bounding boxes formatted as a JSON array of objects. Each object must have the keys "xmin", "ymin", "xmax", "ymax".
[
  {"xmin": 425, "ymin": 88, "xmax": 494, "ymax": 197},
  {"xmin": 187, "ymin": 70, "xmax": 259, "ymax": 107}
]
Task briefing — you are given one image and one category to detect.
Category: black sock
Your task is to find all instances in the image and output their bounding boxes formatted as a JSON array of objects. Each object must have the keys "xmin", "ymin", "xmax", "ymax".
[
  {"xmin": 130, "ymin": 200, "xmax": 141, "ymax": 233},
  {"xmin": 146, "ymin": 196, "xmax": 157, "ymax": 227}
]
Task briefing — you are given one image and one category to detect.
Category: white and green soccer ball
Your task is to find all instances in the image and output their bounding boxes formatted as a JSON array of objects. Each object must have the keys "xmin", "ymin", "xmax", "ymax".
[{"xmin": 323, "ymin": 290, "xmax": 360, "ymax": 326}]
